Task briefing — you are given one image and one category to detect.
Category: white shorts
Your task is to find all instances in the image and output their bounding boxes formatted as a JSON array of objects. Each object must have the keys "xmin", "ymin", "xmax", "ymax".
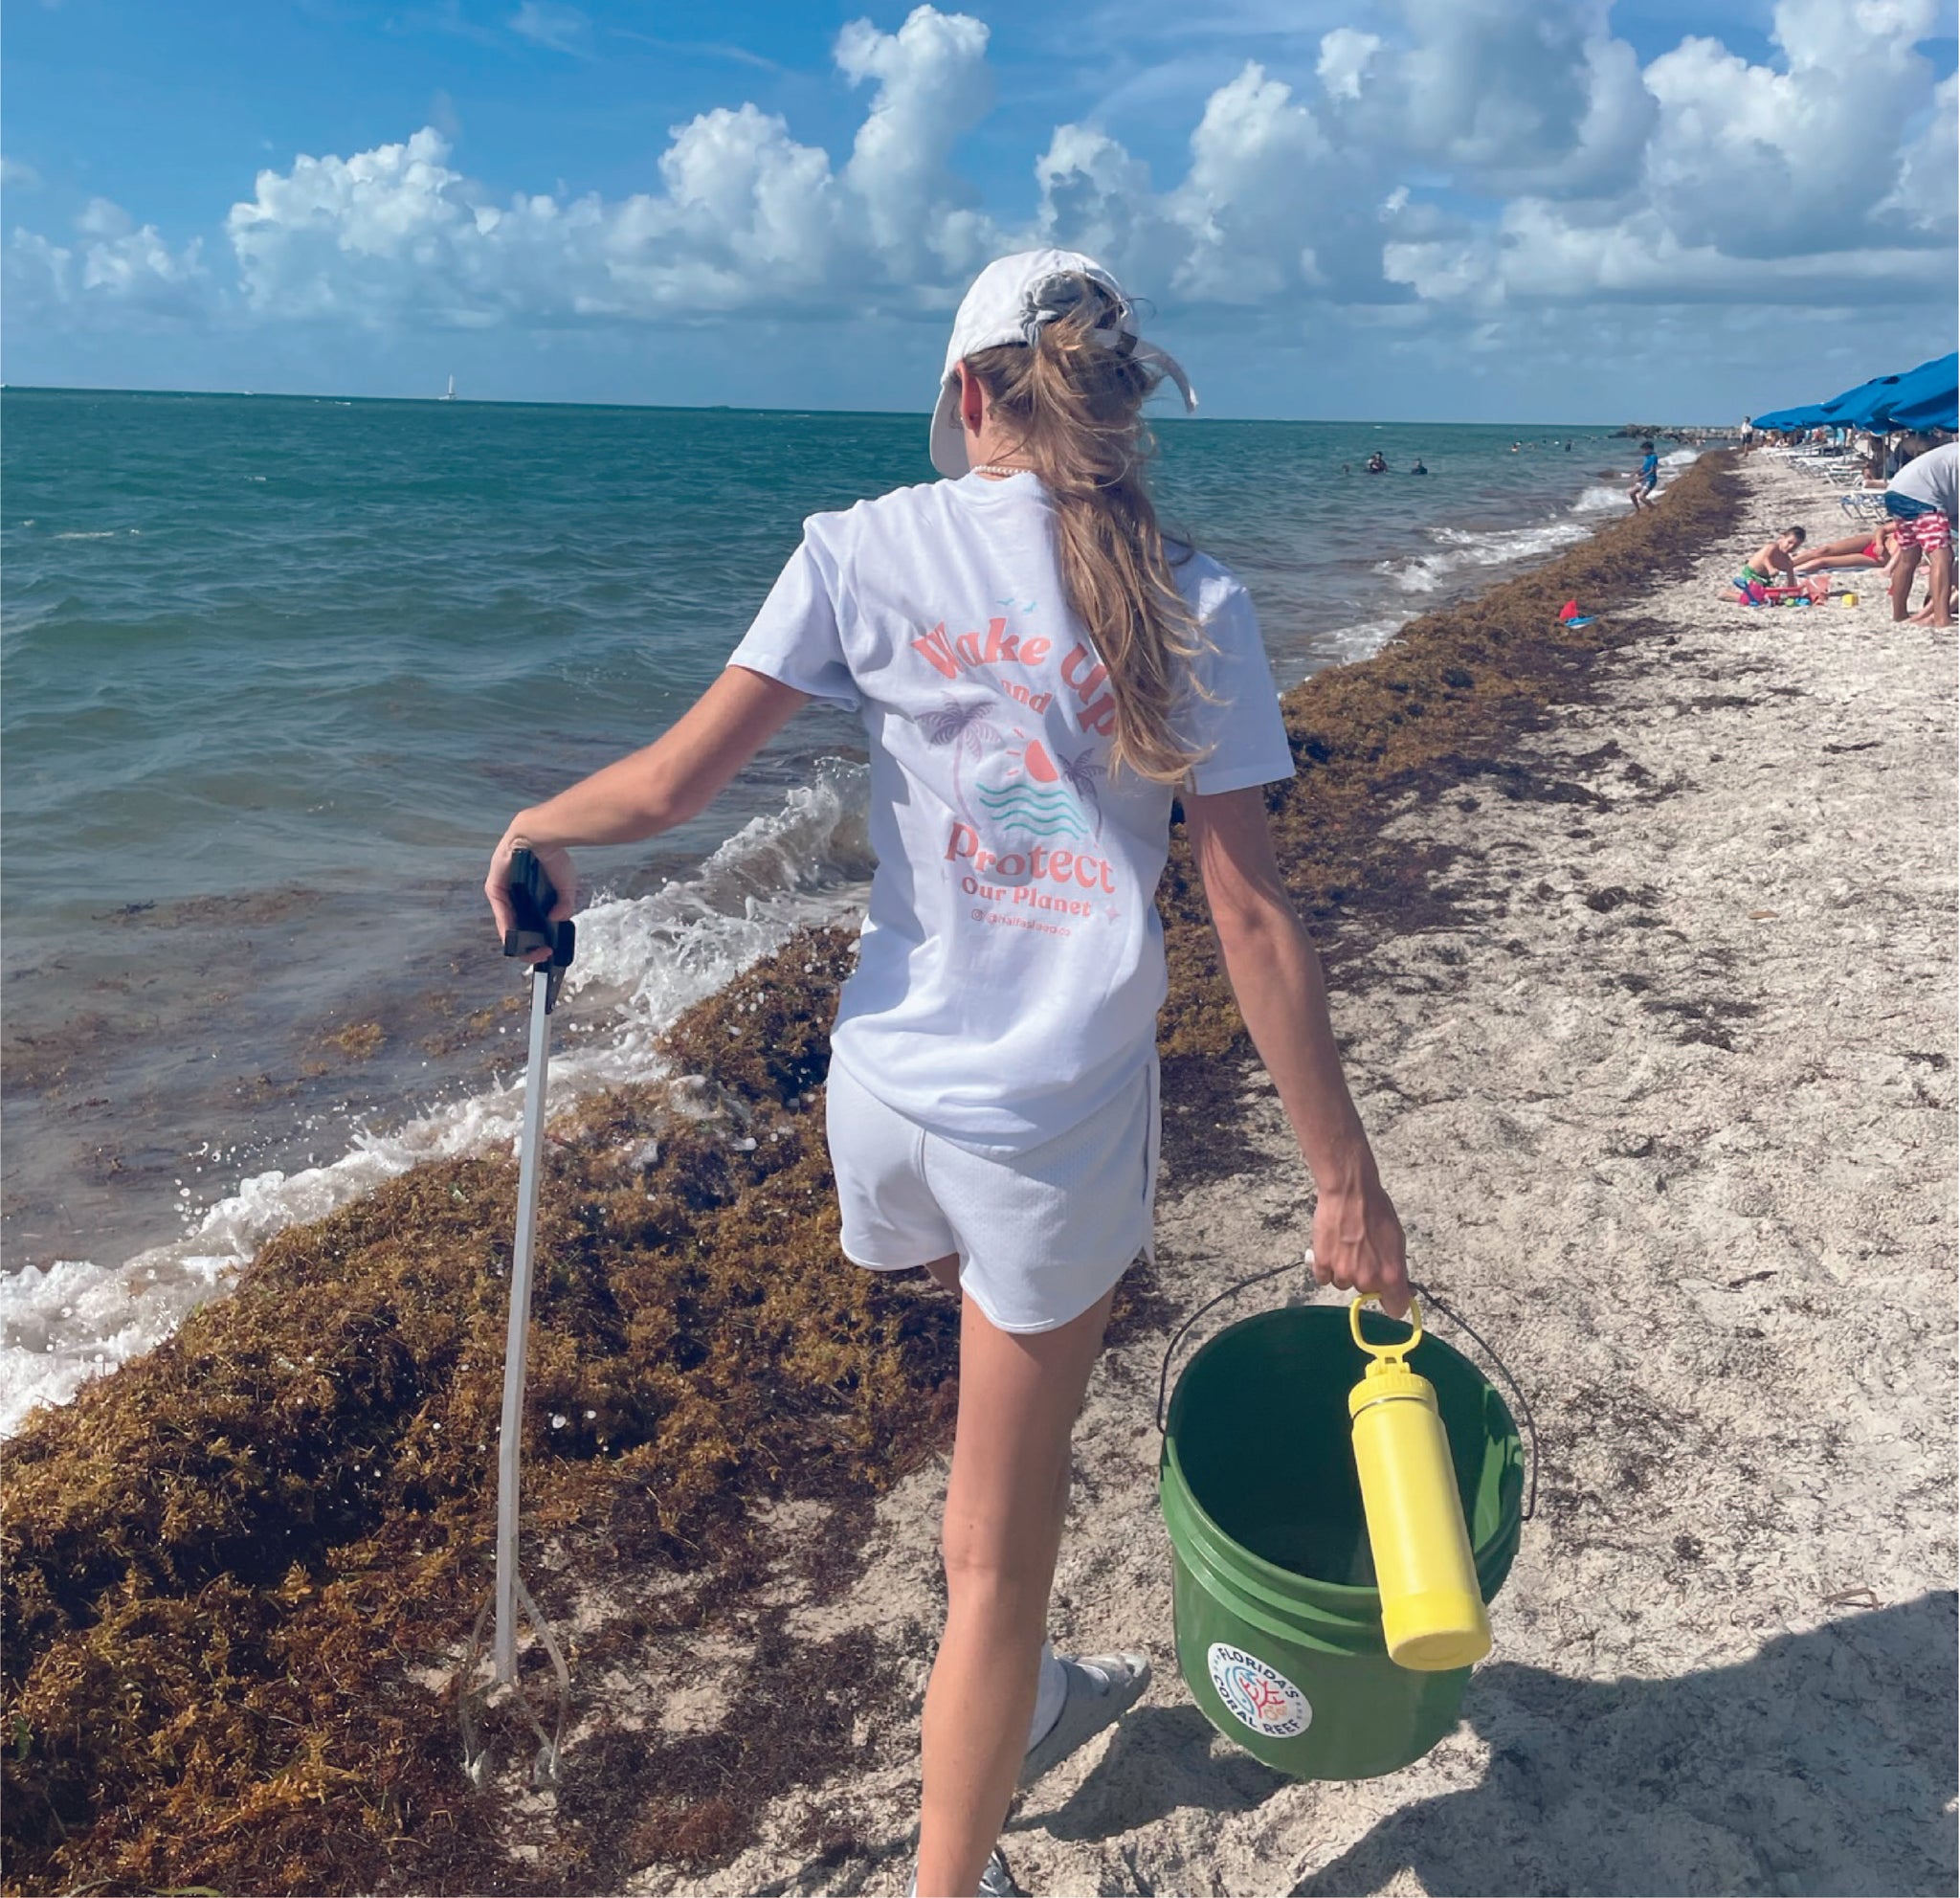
[{"xmin": 825, "ymin": 1056, "xmax": 1159, "ymax": 1334}]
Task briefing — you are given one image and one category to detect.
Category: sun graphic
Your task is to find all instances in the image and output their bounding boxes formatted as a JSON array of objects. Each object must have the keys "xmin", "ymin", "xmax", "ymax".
[
  {"xmin": 1002, "ymin": 733, "xmax": 1061, "ymax": 783},
  {"xmin": 997, "ymin": 732, "xmax": 1104, "ymax": 838}
]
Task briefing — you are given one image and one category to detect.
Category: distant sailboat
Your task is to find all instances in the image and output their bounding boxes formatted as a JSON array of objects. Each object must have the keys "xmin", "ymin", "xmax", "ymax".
[{"xmin": 440, "ymin": 374, "xmax": 457, "ymax": 402}]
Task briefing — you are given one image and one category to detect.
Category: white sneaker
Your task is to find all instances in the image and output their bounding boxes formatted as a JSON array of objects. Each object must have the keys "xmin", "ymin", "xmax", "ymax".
[
  {"xmin": 978, "ymin": 1845, "xmax": 1018, "ymax": 1895},
  {"xmin": 1017, "ymin": 1650, "xmax": 1151, "ymax": 1788},
  {"xmin": 908, "ymin": 1845, "xmax": 1017, "ymax": 1897}
]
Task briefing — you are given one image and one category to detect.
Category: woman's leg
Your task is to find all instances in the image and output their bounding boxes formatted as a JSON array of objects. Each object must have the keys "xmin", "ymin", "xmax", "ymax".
[
  {"xmin": 914, "ymin": 1280, "xmax": 1114, "ymax": 1897},
  {"xmin": 1793, "ymin": 534, "xmax": 1877, "ymax": 570}
]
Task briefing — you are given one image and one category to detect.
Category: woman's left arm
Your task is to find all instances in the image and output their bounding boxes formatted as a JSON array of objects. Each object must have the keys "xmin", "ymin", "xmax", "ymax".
[
  {"xmin": 1183, "ymin": 784, "xmax": 1410, "ymax": 1314},
  {"xmin": 486, "ymin": 665, "xmax": 812, "ymax": 949}
]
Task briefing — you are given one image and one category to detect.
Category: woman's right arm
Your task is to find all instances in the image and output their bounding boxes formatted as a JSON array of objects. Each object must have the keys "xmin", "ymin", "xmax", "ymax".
[
  {"xmin": 1183, "ymin": 784, "xmax": 1410, "ymax": 1315},
  {"xmin": 485, "ymin": 665, "xmax": 811, "ymax": 949}
]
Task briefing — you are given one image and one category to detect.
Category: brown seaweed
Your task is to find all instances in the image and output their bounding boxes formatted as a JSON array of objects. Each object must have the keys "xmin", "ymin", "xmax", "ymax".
[{"xmin": 0, "ymin": 456, "xmax": 1743, "ymax": 1895}]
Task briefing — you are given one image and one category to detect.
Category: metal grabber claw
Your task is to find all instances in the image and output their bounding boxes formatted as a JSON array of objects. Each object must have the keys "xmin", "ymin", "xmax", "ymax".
[{"xmin": 457, "ymin": 847, "xmax": 577, "ymax": 1790}]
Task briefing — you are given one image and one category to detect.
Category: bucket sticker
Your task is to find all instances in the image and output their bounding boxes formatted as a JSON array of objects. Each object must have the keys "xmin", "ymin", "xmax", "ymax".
[{"xmin": 1207, "ymin": 1642, "xmax": 1312, "ymax": 1739}]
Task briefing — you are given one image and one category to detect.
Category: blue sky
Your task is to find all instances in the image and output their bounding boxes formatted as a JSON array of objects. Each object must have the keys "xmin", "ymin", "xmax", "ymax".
[{"xmin": 5, "ymin": 0, "xmax": 1954, "ymax": 421}]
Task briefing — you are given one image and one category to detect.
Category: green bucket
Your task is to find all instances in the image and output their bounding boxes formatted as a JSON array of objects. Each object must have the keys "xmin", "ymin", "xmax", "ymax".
[{"xmin": 1159, "ymin": 1302, "xmax": 1525, "ymax": 1779}]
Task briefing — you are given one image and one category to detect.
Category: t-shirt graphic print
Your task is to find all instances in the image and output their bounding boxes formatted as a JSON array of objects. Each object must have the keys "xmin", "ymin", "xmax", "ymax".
[
  {"xmin": 728, "ymin": 469, "xmax": 1295, "ymax": 1153},
  {"xmin": 913, "ymin": 614, "xmax": 1125, "ymax": 930}
]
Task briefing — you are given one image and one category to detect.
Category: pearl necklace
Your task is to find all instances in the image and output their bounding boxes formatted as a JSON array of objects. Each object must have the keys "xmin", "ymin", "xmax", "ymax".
[{"xmin": 972, "ymin": 462, "xmax": 1033, "ymax": 479}]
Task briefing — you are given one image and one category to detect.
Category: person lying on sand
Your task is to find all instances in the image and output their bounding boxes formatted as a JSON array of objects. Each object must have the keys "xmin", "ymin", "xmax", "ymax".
[
  {"xmin": 1727, "ymin": 527, "xmax": 1807, "ymax": 604},
  {"xmin": 1792, "ymin": 525, "xmax": 1896, "ymax": 575},
  {"xmin": 485, "ymin": 250, "xmax": 1409, "ymax": 1898}
]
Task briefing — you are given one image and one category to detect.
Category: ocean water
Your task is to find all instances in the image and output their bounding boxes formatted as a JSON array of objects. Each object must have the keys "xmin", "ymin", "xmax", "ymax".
[{"xmin": 1, "ymin": 389, "xmax": 1676, "ymax": 1431}]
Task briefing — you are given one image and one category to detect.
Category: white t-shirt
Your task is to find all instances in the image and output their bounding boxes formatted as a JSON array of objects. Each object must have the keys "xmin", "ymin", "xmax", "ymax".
[
  {"xmin": 726, "ymin": 470, "xmax": 1295, "ymax": 1152},
  {"xmin": 1888, "ymin": 442, "xmax": 1959, "ymax": 520}
]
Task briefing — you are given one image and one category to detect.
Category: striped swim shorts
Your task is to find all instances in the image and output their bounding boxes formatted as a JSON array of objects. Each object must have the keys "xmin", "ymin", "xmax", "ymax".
[{"xmin": 1884, "ymin": 494, "xmax": 1953, "ymax": 550}]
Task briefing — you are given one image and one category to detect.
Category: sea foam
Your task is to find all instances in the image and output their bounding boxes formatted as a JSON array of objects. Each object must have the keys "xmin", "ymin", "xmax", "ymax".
[{"xmin": 0, "ymin": 760, "xmax": 872, "ymax": 1438}]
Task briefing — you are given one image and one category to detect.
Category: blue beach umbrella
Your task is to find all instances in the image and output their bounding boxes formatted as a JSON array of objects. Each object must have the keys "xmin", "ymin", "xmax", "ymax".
[
  {"xmin": 1869, "ymin": 352, "xmax": 1957, "ymax": 432},
  {"xmin": 1749, "ymin": 403, "xmax": 1833, "ymax": 430},
  {"xmin": 1889, "ymin": 383, "xmax": 1958, "ymax": 432},
  {"xmin": 1817, "ymin": 353, "xmax": 1956, "ymax": 433},
  {"xmin": 1816, "ymin": 372, "xmax": 1904, "ymax": 423},
  {"xmin": 1752, "ymin": 353, "xmax": 1958, "ymax": 435}
]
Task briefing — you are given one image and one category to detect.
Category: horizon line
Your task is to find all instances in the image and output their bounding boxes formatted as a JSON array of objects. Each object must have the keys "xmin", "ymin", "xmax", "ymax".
[{"xmin": 0, "ymin": 382, "xmax": 1712, "ymax": 429}]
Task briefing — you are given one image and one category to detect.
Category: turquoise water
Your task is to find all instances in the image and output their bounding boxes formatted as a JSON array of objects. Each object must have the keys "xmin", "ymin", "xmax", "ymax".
[{"xmin": 0, "ymin": 388, "xmax": 1648, "ymax": 1428}]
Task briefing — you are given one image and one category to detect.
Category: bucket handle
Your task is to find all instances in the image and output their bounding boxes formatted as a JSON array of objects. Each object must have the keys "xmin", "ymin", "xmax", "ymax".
[
  {"xmin": 1153, "ymin": 1255, "xmax": 1540, "ymax": 1523},
  {"xmin": 1153, "ymin": 1259, "xmax": 1298, "ymax": 1435},
  {"xmin": 1405, "ymin": 1281, "xmax": 1540, "ymax": 1524}
]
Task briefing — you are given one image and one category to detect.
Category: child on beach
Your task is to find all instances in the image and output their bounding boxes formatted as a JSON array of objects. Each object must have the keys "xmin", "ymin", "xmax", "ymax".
[
  {"xmin": 484, "ymin": 250, "xmax": 1408, "ymax": 1898},
  {"xmin": 1727, "ymin": 527, "xmax": 1808, "ymax": 604},
  {"xmin": 1628, "ymin": 441, "xmax": 1659, "ymax": 510}
]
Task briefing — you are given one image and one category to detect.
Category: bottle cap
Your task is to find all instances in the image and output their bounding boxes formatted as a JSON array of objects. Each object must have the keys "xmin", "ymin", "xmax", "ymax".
[{"xmin": 1348, "ymin": 1292, "xmax": 1437, "ymax": 1418}]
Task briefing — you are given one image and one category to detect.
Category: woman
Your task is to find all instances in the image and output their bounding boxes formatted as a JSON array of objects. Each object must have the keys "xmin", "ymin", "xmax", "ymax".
[
  {"xmin": 1791, "ymin": 524, "xmax": 1895, "ymax": 574},
  {"xmin": 485, "ymin": 250, "xmax": 1408, "ymax": 1898}
]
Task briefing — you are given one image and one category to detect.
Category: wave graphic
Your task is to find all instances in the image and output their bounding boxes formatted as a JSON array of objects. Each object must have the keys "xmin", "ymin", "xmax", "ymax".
[{"xmin": 975, "ymin": 782, "xmax": 1090, "ymax": 840}]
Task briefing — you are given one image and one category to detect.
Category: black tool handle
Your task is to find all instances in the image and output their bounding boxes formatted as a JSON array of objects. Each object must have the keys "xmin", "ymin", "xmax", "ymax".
[{"xmin": 501, "ymin": 848, "xmax": 576, "ymax": 970}]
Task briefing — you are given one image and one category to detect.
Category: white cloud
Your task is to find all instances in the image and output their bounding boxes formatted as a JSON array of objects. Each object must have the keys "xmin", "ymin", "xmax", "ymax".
[
  {"xmin": 837, "ymin": 5, "xmax": 997, "ymax": 272},
  {"xmin": 1033, "ymin": 62, "xmax": 1390, "ymax": 306},
  {"xmin": 1313, "ymin": 0, "xmax": 1656, "ymax": 198},
  {"xmin": 508, "ymin": 2, "xmax": 589, "ymax": 55},
  {"xmin": 1173, "ymin": 64, "xmax": 1342, "ymax": 298},
  {"xmin": 1640, "ymin": 0, "xmax": 1943, "ymax": 258},
  {"xmin": 2, "ymin": 156, "xmax": 41, "ymax": 189},
  {"xmin": 1385, "ymin": 199, "xmax": 1950, "ymax": 309},
  {"xmin": 6, "ymin": 0, "xmax": 1955, "ymax": 356},
  {"xmin": 1032, "ymin": 123, "xmax": 1169, "ymax": 278},
  {"xmin": 1881, "ymin": 71, "xmax": 1960, "ymax": 236},
  {"xmin": 1378, "ymin": 0, "xmax": 1953, "ymax": 311},
  {"xmin": 1317, "ymin": 29, "xmax": 1382, "ymax": 103},
  {"xmin": 8, "ymin": 196, "xmax": 207, "ymax": 322},
  {"xmin": 220, "ymin": 9, "xmax": 1011, "ymax": 325}
]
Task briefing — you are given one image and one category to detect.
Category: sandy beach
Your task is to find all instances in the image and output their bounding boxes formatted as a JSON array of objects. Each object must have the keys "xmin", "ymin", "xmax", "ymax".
[
  {"xmin": 645, "ymin": 452, "xmax": 1958, "ymax": 1896},
  {"xmin": 7, "ymin": 453, "xmax": 1954, "ymax": 1897}
]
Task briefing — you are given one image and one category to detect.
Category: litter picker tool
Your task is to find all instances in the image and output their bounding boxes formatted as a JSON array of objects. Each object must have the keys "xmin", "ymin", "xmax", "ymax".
[{"xmin": 458, "ymin": 847, "xmax": 576, "ymax": 1789}]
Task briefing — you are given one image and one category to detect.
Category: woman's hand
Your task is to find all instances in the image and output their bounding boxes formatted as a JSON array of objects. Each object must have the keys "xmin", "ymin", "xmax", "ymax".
[
  {"xmin": 1309, "ymin": 1178, "xmax": 1411, "ymax": 1318},
  {"xmin": 484, "ymin": 827, "xmax": 578, "ymax": 963}
]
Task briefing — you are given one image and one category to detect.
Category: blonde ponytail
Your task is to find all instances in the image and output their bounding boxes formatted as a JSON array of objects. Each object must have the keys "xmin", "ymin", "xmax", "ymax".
[{"xmin": 964, "ymin": 279, "xmax": 1207, "ymax": 786}]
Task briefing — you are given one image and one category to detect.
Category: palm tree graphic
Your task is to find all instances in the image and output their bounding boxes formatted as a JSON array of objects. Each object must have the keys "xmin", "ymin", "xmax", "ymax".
[
  {"xmin": 1055, "ymin": 746, "xmax": 1105, "ymax": 839},
  {"xmin": 918, "ymin": 697, "xmax": 1002, "ymax": 822}
]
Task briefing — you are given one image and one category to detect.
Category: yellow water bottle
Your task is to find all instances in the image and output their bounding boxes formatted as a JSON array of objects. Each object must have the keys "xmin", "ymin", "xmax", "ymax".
[{"xmin": 1348, "ymin": 1294, "xmax": 1491, "ymax": 1672}]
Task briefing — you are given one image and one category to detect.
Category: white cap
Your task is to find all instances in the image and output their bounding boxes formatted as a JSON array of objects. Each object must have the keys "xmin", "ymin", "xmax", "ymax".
[{"xmin": 928, "ymin": 248, "xmax": 1197, "ymax": 479}]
